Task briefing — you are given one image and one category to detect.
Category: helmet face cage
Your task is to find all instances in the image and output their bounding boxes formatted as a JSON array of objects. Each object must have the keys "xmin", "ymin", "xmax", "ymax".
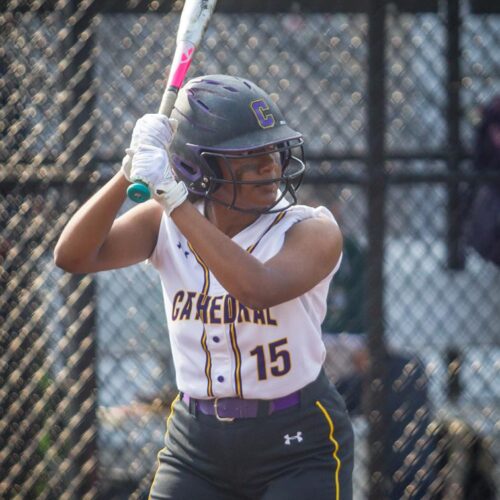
[
  {"xmin": 169, "ymin": 75, "xmax": 306, "ymax": 213},
  {"xmin": 175, "ymin": 138, "xmax": 305, "ymax": 214}
]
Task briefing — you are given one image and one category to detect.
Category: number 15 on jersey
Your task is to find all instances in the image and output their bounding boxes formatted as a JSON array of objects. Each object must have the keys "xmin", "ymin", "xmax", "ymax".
[{"xmin": 250, "ymin": 338, "xmax": 291, "ymax": 381}]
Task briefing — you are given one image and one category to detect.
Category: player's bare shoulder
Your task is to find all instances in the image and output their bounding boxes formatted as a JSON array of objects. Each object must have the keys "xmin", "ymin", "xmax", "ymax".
[
  {"xmin": 283, "ymin": 204, "xmax": 343, "ymax": 270},
  {"xmin": 284, "ymin": 204, "xmax": 341, "ymax": 237}
]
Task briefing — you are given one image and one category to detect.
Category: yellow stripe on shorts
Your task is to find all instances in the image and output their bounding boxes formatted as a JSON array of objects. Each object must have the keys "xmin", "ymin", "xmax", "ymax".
[
  {"xmin": 149, "ymin": 394, "xmax": 180, "ymax": 500},
  {"xmin": 315, "ymin": 400, "xmax": 342, "ymax": 500}
]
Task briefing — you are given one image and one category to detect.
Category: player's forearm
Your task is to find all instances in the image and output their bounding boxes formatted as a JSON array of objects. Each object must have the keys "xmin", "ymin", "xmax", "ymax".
[
  {"xmin": 171, "ymin": 202, "xmax": 276, "ymax": 309},
  {"xmin": 54, "ymin": 172, "xmax": 128, "ymax": 272}
]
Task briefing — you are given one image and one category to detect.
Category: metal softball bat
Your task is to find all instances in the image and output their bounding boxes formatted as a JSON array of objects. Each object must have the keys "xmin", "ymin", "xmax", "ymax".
[{"xmin": 127, "ymin": 0, "xmax": 218, "ymax": 203}]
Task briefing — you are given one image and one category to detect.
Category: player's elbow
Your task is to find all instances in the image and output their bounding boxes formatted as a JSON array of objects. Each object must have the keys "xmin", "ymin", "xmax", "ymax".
[
  {"xmin": 237, "ymin": 293, "xmax": 274, "ymax": 311},
  {"xmin": 232, "ymin": 273, "xmax": 283, "ymax": 310},
  {"xmin": 237, "ymin": 295, "xmax": 277, "ymax": 311},
  {"xmin": 53, "ymin": 252, "xmax": 77, "ymax": 273},
  {"xmin": 53, "ymin": 244, "xmax": 88, "ymax": 273}
]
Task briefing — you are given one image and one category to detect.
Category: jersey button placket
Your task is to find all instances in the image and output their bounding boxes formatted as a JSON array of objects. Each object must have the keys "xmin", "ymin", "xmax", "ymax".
[{"xmin": 206, "ymin": 325, "xmax": 230, "ymax": 394}]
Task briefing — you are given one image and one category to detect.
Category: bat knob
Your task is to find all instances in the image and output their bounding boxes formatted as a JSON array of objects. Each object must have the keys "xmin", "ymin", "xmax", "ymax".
[{"xmin": 127, "ymin": 182, "xmax": 151, "ymax": 203}]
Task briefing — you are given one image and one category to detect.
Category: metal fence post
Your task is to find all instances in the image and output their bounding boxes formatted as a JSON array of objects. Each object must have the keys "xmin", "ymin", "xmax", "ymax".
[
  {"xmin": 445, "ymin": 0, "xmax": 463, "ymax": 270},
  {"xmin": 59, "ymin": 1, "xmax": 98, "ymax": 497},
  {"xmin": 366, "ymin": 1, "xmax": 391, "ymax": 498}
]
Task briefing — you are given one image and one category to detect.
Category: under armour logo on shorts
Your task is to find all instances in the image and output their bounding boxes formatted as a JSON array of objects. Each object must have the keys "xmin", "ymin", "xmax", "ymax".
[{"xmin": 284, "ymin": 431, "xmax": 303, "ymax": 445}]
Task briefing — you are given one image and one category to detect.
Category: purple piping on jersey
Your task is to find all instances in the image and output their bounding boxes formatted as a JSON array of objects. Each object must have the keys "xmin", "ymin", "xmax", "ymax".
[
  {"xmin": 187, "ymin": 241, "xmax": 214, "ymax": 398},
  {"xmin": 229, "ymin": 323, "xmax": 243, "ymax": 398},
  {"xmin": 200, "ymin": 327, "xmax": 213, "ymax": 398},
  {"xmin": 246, "ymin": 211, "xmax": 287, "ymax": 254}
]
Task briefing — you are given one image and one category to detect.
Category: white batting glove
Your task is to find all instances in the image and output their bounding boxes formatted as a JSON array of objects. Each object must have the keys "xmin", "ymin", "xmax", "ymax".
[
  {"xmin": 121, "ymin": 114, "xmax": 178, "ymax": 182},
  {"xmin": 130, "ymin": 144, "xmax": 188, "ymax": 216}
]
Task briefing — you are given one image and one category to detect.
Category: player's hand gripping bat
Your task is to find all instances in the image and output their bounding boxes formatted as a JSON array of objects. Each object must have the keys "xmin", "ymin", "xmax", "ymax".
[{"xmin": 127, "ymin": 0, "xmax": 218, "ymax": 203}]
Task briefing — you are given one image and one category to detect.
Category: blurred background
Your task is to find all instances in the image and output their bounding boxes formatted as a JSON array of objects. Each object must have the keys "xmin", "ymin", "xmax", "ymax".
[{"xmin": 1, "ymin": 0, "xmax": 499, "ymax": 499}]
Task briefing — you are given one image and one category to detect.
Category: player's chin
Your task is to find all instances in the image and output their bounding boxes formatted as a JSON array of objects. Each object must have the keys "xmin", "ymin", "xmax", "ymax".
[
  {"xmin": 255, "ymin": 182, "xmax": 278, "ymax": 197},
  {"xmin": 234, "ymin": 183, "xmax": 279, "ymax": 211},
  {"xmin": 253, "ymin": 186, "xmax": 278, "ymax": 206}
]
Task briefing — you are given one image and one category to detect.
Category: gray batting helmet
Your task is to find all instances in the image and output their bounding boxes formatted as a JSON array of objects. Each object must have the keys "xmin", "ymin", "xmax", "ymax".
[{"xmin": 170, "ymin": 74, "xmax": 305, "ymax": 213}]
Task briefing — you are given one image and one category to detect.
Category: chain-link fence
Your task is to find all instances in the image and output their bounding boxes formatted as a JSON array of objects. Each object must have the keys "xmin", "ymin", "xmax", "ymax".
[{"xmin": 1, "ymin": 1, "xmax": 499, "ymax": 498}]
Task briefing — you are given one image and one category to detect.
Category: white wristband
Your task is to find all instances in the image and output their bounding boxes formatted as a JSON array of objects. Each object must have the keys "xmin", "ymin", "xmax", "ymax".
[{"xmin": 121, "ymin": 148, "xmax": 135, "ymax": 182}]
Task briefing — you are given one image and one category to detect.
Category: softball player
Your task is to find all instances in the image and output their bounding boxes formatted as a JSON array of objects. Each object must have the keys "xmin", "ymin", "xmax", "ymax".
[{"xmin": 55, "ymin": 75, "xmax": 354, "ymax": 499}]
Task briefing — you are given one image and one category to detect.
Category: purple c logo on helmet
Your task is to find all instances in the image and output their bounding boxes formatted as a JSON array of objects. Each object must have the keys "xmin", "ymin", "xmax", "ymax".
[{"xmin": 250, "ymin": 99, "xmax": 275, "ymax": 129}]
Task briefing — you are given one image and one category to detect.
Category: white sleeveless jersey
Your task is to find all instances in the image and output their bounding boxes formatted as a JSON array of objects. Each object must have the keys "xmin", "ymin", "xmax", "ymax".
[{"xmin": 149, "ymin": 200, "xmax": 341, "ymax": 400}]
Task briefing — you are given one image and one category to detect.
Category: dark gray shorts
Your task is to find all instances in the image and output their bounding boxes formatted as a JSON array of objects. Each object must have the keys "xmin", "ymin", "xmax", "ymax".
[{"xmin": 149, "ymin": 370, "xmax": 354, "ymax": 500}]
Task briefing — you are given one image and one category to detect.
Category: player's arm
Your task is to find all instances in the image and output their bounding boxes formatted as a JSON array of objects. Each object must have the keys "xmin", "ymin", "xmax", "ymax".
[
  {"xmin": 54, "ymin": 114, "xmax": 176, "ymax": 273},
  {"xmin": 172, "ymin": 202, "xmax": 342, "ymax": 309},
  {"xmin": 54, "ymin": 172, "xmax": 162, "ymax": 273},
  {"xmin": 122, "ymin": 113, "xmax": 341, "ymax": 307}
]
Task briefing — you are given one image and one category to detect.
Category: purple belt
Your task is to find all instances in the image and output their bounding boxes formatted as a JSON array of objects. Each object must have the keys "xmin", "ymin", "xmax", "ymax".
[{"xmin": 182, "ymin": 391, "xmax": 300, "ymax": 422}]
